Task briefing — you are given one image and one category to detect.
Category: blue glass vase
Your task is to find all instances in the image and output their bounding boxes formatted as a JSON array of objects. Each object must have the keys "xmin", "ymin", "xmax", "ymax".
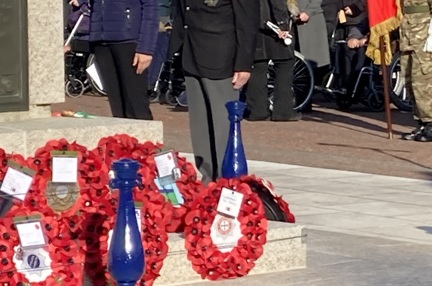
[
  {"xmin": 221, "ymin": 100, "xmax": 248, "ymax": 179},
  {"xmin": 108, "ymin": 159, "xmax": 144, "ymax": 286}
]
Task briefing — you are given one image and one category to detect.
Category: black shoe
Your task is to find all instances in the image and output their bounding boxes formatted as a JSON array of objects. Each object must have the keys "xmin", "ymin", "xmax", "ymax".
[
  {"xmin": 271, "ymin": 112, "xmax": 302, "ymax": 122},
  {"xmin": 401, "ymin": 126, "xmax": 425, "ymax": 140},
  {"xmin": 414, "ymin": 124, "xmax": 432, "ymax": 142}
]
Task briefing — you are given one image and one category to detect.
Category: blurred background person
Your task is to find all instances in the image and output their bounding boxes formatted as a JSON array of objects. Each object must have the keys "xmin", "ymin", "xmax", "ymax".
[
  {"xmin": 296, "ymin": 0, "xmax": 330, "ymax": 112},
  {"xmin": 89, "ymin": 0, "xmax": 159, "ymax": 120},
  {"xmin": 147, "ymin": 0, "xmax": 172, "ymax": 97},
  {"xmin": 335, "ymin": 0, "xmax": 368, "ymax": 96},
  {"xmin": 243, "ymin": 0, "xmax": 302, "ymax": 122}
]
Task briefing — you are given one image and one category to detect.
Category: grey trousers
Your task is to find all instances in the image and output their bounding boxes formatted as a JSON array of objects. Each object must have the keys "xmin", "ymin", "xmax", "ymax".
[{"xmin": 185, "ymin": 76, "xmax": 239, "ymax": 184}]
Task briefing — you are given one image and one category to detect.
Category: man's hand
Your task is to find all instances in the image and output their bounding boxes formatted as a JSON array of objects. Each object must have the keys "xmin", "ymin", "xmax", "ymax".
[
  {"xmin": 299, "ymin": 12, "xmax": 309, "ymax": 22},
  {"xmin": 344, "ymin": 6, "xmax": 353, "ymax": 15},
  {"xmin": 232, "ymin": 72, "xmax": 250, "ymax": 90},
  {"xmin": 133, "ymin": 53, "xmax": 153, "ymax": 74},
  {"xmin": 69, "ymin": 0, "xmax": 80, "ymax": 7},
  {"xmin": 347, "ymin": 38, "xmax": 360, "ymax": 49}
]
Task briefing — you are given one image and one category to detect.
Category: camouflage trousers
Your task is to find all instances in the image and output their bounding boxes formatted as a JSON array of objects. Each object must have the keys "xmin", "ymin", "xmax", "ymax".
[{"xmin": 401, "ymin": 52, "xmax": 432, "ymax": 122}]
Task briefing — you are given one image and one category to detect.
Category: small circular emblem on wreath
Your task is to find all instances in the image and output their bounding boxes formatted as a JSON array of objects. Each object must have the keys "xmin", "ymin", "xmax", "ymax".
[{"xmin": 217, "ymin": 217, "xmax": 233, "ymax": 236}]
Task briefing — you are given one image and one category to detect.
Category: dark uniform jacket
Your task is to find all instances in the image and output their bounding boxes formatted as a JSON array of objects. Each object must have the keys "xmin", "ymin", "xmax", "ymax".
[
  {"xmin": 169, "ymin": 0, "xmax": 260, "ymax": 80},
  {"xmin": 255, "ymin": 0, "xmax": 295, "ymax": 61}
]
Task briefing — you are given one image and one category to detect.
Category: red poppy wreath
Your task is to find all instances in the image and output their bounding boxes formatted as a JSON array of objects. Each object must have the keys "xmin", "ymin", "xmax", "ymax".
[
  {"xmin": 241, "ymin": 175, "xmax": 296, "ymax": 223},
  {"xmin": 184, "ymin": 178, "xmax": 268, "ymax": 281},
  {"xmin": 0, "ymin": 207, "xmax": 84, "ymax": 286},
  {"xmin": 95, "ymin": 134, "xmax": 206, "ymax": 233}
]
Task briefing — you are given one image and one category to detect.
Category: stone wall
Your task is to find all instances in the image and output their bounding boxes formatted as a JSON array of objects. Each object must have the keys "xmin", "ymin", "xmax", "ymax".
[{"xmin": 0, "ymin": 0, "xmax": 64, "ymax": 123}]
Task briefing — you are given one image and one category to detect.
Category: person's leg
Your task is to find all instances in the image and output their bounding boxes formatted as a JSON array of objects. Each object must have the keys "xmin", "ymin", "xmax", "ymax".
[
  {"xmin": 201, "ymin": 78, "xmax": 239, "ymax": 182},
  {"xmin": 244, "ymin": 60, "xmax": 270, "ymax": 120},
  {"xmin": 185, "ymin": 76, "xmax": 213, "ymax": 183},
  {"xmin": 272, "ymin": 58, "xmax": 300, "ymax": 120},
  {"xmin": 147, "ymin": 32, "xmax": 170, "ymax": 90},
  {"xmin": 93, "ymin": 44, "xmax": 126, "ymax": 117},
  {"xmin": 110, "ymin": 43, "xmax": 153, "ymax": 120},
  {"xmin": 401, "ymin": 53, "xmax": 425, "ymax": 140},
  {"xmin": 411, "ymin": 53, "xmax": 432, "ymax": 141}
]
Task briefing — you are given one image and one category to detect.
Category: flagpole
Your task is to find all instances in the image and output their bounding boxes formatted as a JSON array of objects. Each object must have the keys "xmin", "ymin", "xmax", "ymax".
[{"xmin": 379, "ymin": 35, "xmax": 393, "ymax": 139}]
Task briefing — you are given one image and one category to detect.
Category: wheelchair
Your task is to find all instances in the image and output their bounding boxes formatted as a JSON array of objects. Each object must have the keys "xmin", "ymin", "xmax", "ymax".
[
  {"xmin": 149, "ymin": 51, "xmax": 185, "ymax": 106},
  {"xmin": 389, "ymin": 51, "xmax": 411, "ymax": 112},
  {"xmin": 64, "ymin": 7, "xmax": 106, "ymax": 98},
  {"xmin": 267, "ymin": 51, "xmax": 315, "ymax": 111}
]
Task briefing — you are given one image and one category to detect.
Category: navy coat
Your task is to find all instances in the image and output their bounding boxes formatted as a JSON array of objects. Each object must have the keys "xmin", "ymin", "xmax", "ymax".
[{"xmin": 88, "ymin": 0, "xmax": 159, "ymax": 55}]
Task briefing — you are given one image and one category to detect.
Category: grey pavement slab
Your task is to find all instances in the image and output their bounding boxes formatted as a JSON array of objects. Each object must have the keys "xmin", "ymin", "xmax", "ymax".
[
  {"xmin": 191, "ymin": 229, "xmax": 432, "ymax": 286},
  {"xmin": 245, "ymin": 159, "xmax": 432, "ymax": 245}
]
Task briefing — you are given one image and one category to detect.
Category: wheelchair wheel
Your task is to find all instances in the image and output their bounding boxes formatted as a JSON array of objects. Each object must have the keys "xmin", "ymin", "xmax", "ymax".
[
  {"xmin": 86, "ymin": 54, "xmax": 107, "ymax": 96},
  {"xmin": 65, "ymin": 79, "xmax": 85, "ymax": 98},
  {"xmin": 293, "ymin": 51, "xmax": 314, "ymax": 110},
  {"xmin": 268, "ymin": 51, "xmax": 314, "ymax": 111},
  {"xmin": 148, "ymin": 89, "xmax": 160, "ymax": 104},
  {"xmin": 366, "ymin": 88, "xmax": 385, "ymax": 112},
  {"xmin": 335, "ymin": 95, "xmax": 353, "ymax": 110},
  {"xmin": 164, "ymin": 90, "xmax": 179, "ymax": 106},
  {"xmin": 389, "ymin": 52, "xmax": 412, "ymax": 112}
]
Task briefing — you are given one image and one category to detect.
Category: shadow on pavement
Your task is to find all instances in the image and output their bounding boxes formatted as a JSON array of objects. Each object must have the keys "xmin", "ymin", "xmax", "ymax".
[
  {"xmin": 303, "ymin": 109, "xmax": 408, "ymax": 137},
  {"xmin": 417, "ymin": 226, "xmax": 432, "ymax": 235},
  {"xmin": 317, "ymin": 142, "xmax": 431, "ymax": 171}
]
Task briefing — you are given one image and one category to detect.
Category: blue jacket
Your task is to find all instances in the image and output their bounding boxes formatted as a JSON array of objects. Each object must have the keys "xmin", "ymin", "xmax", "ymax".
[{"xmin": 88, "ymin": 0, "xmax": 159, "ymax": 55}]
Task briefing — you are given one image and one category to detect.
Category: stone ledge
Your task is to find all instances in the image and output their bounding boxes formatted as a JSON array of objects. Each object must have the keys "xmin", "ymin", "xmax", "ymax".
[
  {"xmin": 0, "ymin": 116, "xmax": 163, "ymax": 156},
  {"xmin": 156, "ymin": 223, "xmax": 307, "ymax": 286}
]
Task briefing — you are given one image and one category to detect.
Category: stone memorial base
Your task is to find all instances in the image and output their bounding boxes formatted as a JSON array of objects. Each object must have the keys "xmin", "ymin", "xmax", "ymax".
[
  {"xmin": 0, "ymin": 116, "xmax": 163, "ymax": 156},
  {"xmin": 156, "ymin": 223, "xmax": 306, "ymax": 286},
  {"xmin": 83, "ymin": 223, "xmax": 306, "ymax": 286}
]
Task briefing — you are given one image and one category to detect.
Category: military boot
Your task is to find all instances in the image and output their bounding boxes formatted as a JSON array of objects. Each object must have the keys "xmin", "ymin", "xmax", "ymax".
[
  {"xmin": 414, "ymin": 122, "xmax": 432, "ymax": 142},
  {"xmin": 401, "ymin": 121, "xmax": 425, "ymax": 140}
]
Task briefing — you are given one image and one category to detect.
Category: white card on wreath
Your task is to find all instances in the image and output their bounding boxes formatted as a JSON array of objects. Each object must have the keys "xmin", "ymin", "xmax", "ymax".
[
  {"xmin": 16, "ymin": 221, "xmax": 46, "ymax": 248},
  {"xmin": 217, "ymin": 188, "xmax": 244, "ymax": 219},
  {"xmin": 13, "ymin": 246, "xmax": 53, "ymax": 283},
  {"xmin": 154, "ymin": 151, "xmax": 177, "ymax": 178},
  {"xmin": 210, "ymin": 214, "xmax": 242, "ymax": 253},
  {"xmin": 52, "ymin": 156, "xmax": 78, "ymax": 183},
  {"xmin": 0, "ymin": 167, "xmax": 33, "ymax": 201}
]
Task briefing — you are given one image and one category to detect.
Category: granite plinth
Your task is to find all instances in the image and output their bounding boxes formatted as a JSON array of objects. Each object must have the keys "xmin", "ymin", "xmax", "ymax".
[
  {"xmin": 155, "ymin": 223, "xmax": 307, "ymax": 286},
  {"xmin": 0, "ymin": 116, "xmax": 163, "ymax": 156}
]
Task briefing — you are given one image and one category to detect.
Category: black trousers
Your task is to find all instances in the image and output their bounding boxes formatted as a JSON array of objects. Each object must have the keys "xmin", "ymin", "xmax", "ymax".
[
  {"xmin": 94, "ymin": 43, "xmax": 153, "ymax": 120},
  {"xmin": 342, "ymin": 45, "xmax": 368, "ymax": 95},
  {"xmin": 245, "ymin": 59, "xmax": 295, "ymax": 120}
]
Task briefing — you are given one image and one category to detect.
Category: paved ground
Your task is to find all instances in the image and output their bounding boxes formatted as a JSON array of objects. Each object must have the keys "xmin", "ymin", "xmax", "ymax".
[
  {"xmin": 190, "ymin": 160, "xmax": 432, "ymax": 286},
  {"xmin": 52, "ymin": 93, "xmax": 432, "ymax": 180},
  {"xmin": 52, "ymin": 94, "xmax": 432, "ymax": 285}
]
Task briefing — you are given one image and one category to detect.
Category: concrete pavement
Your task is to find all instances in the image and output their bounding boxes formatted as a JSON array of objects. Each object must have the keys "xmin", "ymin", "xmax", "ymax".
[{"xmin": 247, "ymin": 160, "xmax": 432, "ymax": 245}]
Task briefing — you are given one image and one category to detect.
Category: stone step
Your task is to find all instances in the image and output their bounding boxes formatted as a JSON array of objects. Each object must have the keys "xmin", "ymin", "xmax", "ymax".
[
  {"xmin": 156, "ymin": 222, "xmax": 307, "ymax": 286},
  {"xmin": 0, "ymin": 116, "xmax": 163, "ymax": 156}
]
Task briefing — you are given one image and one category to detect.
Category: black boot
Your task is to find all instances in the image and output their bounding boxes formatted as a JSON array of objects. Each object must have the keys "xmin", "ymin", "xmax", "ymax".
[
  {"xmin": 414, "ymin": 123, "xmax": 432, "ymax": 142},
  {"xmin": 401, "ymin": 122, "xmax": 425, "ymax": 140}
]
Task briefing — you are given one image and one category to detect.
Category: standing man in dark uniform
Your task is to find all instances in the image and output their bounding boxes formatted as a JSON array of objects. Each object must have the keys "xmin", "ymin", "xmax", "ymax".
[{"xmin": 169, "ymin": 0, "xmax": 260, "ymax": 184}]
